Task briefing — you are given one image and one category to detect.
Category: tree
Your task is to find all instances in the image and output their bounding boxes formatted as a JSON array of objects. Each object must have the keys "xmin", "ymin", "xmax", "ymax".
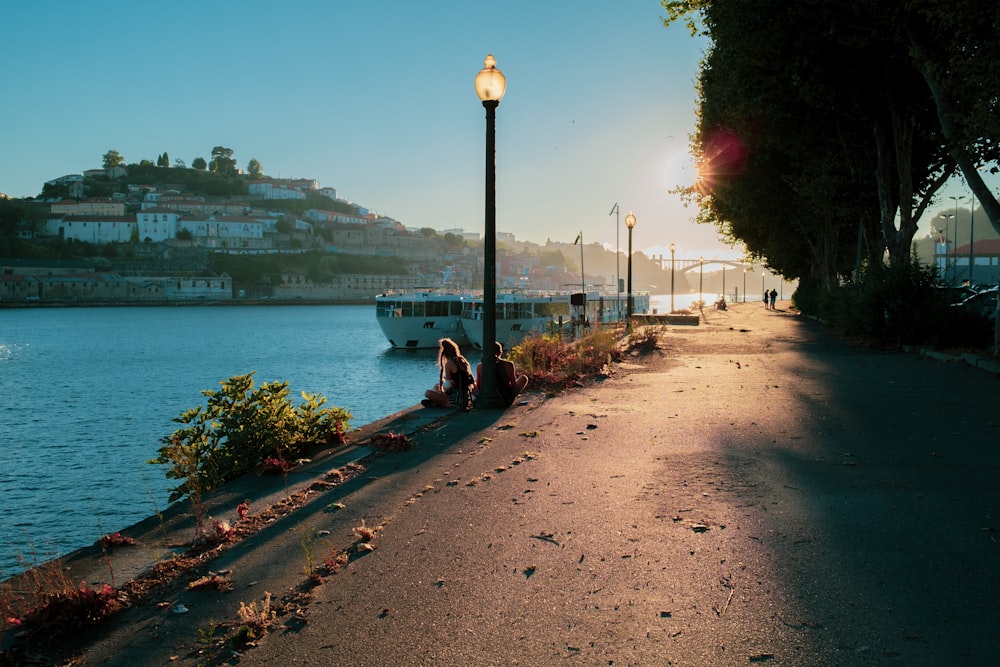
[
  {"xmin": 174, "ymin": 158, "xmax": 187, "ymax": 169},
  {"xmin": 157, "ymin": 152, "xmax": 170, "ymax": 168},
  {"xmin": 247, "ymin": 158, "xmax": 262, "ymax": 177},
  {"xmin": 192, "ymin": 157, "xmax": 207, "ymax": 170},
  {"xmin": 662, "ymin": 0, "xmax": 957, "ymax": 285},
  {"xmin": 209, "ymin": 146, "xmax": 237, "ymax": 175},
  {"xmin": 102, "ymin": 150, "xmax": 125, "ymax": 169}
]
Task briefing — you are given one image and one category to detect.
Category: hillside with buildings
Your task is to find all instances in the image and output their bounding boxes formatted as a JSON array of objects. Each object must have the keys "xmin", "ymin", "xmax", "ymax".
[{"xmin": 0, "ymin": 162, "xmax": 675, "ymax": 305}]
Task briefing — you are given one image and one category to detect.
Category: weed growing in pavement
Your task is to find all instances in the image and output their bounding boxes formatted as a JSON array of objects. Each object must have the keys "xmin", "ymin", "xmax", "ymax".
[
  {"xmin": 196, "ymin": 621, "xmax": 221, "ymax": 665},
  {"xmin": 301, "ymin": 527, "xmax": 320, "ymax": 577},
  {"xmin": 235, "ymin": 591, "xmax": 277, "ymax": 639},
  {"xmin": 626, "ymin": 326, "xmax": 662, "ymax": 354}
]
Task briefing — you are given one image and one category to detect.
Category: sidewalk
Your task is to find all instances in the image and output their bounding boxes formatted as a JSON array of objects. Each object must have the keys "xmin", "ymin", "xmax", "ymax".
[{"xmin": 6, "ymin": 301, "xmax": 1000, "ymax": 666}]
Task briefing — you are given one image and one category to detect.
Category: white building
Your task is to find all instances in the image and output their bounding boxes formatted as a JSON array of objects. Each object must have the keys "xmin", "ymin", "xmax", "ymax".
[
  {"xmin": 45, "ymin": 215, "xmax": 136, "ymax": 243},
  {"xmin": 178, "ymin": 215, "xmax": 265, "ymax": 248},
  {"xmin": 137, "ymin": 209, "xmax": 182, "ymax": 242}
]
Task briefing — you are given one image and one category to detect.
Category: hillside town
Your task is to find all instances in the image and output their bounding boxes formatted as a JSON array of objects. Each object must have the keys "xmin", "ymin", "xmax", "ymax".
[{"xmin": 0, "ymin": 160, "xmax": 671, "ymax": 305}]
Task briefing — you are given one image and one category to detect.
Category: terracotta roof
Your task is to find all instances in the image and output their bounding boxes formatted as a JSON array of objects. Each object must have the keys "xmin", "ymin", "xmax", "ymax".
[{"xmin": 955, "ymin": 239, "xmax": 1000, "ymax": 255}]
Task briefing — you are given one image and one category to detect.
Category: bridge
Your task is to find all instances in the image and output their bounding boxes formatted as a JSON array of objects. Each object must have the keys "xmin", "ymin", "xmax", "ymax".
[{"xmin": 651, "ymin": 257, "xmax": 753, "ymax": 275}]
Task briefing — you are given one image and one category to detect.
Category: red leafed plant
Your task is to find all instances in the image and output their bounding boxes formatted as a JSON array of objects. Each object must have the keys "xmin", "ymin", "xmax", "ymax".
[
  {"xmin": 326, "ymin": 419, "xmax": 348, "ymax": 446},
  {"xmin": 11, "ymin": 582, "xmax": 123, "ymax": 639},
  {"xmin": 98, "ymin": 532, "xmax": 136, "ymax": 549},
  {"xmin": 260, "ymin": 456, "xmax": 291, "ymax": 475}
]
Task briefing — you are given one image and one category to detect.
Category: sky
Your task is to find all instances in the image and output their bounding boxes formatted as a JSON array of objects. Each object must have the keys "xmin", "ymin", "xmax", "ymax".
[{"xmin": 0, "ymin": 1, "xmax": 986, "ymax": 264}]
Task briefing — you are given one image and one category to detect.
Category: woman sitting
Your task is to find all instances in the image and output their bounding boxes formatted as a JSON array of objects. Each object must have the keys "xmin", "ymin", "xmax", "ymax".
[{"xmin": 422, "ymin": 338, "xmax": 475, "ymax": 410}]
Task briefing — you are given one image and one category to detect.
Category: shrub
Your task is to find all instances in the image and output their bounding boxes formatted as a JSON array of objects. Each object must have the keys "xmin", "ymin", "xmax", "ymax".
[
  {"xmin": 509, "ymin": 326, "xmax": 623, "ymax": 392},
  {"xmin": 148, "ymin": 372, "xmax": 352, "ymax": 504}
]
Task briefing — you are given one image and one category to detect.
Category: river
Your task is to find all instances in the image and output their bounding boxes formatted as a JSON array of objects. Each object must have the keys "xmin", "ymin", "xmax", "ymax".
[{"xmin": 0, "ymin": 304, "xmax": 439, "ymax": 578}]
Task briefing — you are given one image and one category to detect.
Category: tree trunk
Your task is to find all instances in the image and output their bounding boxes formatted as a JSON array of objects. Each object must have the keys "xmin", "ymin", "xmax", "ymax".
[{"xmin": 913, "ymin": 52, "xmax": 1000, "ymax": 235}]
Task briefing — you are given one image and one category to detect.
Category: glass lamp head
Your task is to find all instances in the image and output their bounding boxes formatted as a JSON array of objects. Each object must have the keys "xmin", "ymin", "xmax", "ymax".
[
  {"xmin": 475, "ymin": 54, "xmax": 506, "ymax": 102},
  {"xmin": 625, "ymin": 211, "xmax": 636, "ymax": 229}
]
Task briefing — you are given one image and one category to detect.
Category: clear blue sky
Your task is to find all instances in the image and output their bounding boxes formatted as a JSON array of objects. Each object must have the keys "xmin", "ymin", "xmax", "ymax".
[{"xmin": 0, "ymin": 1, "xmax": 980, "ymax": 261}]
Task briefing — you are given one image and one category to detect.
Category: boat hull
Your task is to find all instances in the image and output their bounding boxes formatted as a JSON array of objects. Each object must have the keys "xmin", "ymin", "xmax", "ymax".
[{"xmin": 375, "ymin": 293, "xmax": 472, "ymax": 349}]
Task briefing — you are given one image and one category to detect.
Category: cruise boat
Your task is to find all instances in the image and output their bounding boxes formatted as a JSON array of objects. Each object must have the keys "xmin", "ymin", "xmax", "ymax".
[
  {"xmin": 460, "ymin": 289, "xmax": 651, "ymax": 350},
  {"xmin": 375, "ymin": 290, "xmax": 474, "ymax": 349}
]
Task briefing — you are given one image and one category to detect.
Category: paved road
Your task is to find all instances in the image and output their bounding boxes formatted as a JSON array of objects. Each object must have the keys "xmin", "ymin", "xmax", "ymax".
[{"xmin": 53, "ymin": 301, "xmax": 1000, "ymax": 666}]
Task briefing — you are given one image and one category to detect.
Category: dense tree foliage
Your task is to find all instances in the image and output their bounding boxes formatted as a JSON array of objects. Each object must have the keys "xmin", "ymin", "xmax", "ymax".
[
  {"xmin": 102, "ymin": 150, "xmax": 125, "ymax": 169},
  {"xmin": 663, "ymin": 0, "xmax": 1000, "ymax": 289},
  {"xmin": 209, "ymin": 146, "xmax": 237, "ymax": 175}
]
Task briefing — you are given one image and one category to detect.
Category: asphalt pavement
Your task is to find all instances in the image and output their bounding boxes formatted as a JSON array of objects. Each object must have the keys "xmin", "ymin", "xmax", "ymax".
[{"xmin": 12, "ymin": 301, "xmax": 1000, "ymax": 667}]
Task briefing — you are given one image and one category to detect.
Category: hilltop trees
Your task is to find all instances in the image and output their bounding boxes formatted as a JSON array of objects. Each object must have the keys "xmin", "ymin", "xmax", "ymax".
[
  {"xmin": 247, "ymin": 158, "xmax": 262, "ymax": 177},
  {"xmin": 102, "ymin": 150, "xmax": 125, "ymax": 169},
  {"xmin": 209, "ymin": 146, "xmax": 237, "ymax": 175}
]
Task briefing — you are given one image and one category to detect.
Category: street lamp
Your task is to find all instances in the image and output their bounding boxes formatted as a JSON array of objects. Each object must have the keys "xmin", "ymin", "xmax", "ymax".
[
  {"xmin": 939, "ymin": 213, "xmax": 955, "ymax": 280},
  {"xmin": 949, "ymin": 196, "xmax": 966, "ymax": 279},
  {"xmin": 669, "ymin": 243, "xmax": 676, "ymax": 313},
  {"xmin": 698, "ymin": 256, "xmax": 704, "ymax": 305},
  {"xmin": 969, "ymin": 191, "xmax": 976, "ymax": 284},
  {"xmin": 625, "ymin": 211, "xmax": 636, "ymax": 329},
  {"xmin": 474, "ymin": 54, "xmax": 506, "ymax": 409},
  {"xmin": 742, "ymin": 265, "xmax": 747, "ymax": 303},
  {"xmin": 611, "ymin": 203, "xmax": 620, "ymax": 319}
]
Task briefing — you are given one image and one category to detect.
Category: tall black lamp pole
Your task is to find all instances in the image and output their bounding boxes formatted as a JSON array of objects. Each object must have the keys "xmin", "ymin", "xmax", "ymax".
[
  {"xmin": 625, "ymin": 211, "xmax": 636, "ymax": 330},
  {"xmin": 475, "ymin": 54, "xmax": 506, "ymax": 409},
  {"xmin": 669, "ymin": 243, "xmax": 676, "ymax": 313}
]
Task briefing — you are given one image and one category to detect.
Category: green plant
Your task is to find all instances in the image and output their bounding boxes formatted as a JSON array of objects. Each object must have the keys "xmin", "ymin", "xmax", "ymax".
[
  {"xmin": 301, "ymin": 528, "xmax": 319, "ymax": 576},
  {"xmin": 148, "ymin": 372, "xmax": 352, "ymax": 505}
]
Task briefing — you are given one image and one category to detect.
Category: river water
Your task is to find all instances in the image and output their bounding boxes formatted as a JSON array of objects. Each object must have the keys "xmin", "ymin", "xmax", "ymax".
[{"xmin": 0, "ymin": 305, "xmax": 439, "ymax": 578}]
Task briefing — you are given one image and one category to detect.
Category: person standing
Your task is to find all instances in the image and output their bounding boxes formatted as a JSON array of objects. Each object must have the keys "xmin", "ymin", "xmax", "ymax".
[
  {"xmin": 763, "ymin": 291, "xmax": 770, "ymax": 310},
  {"xmin": 769, "ymin": 288, "xmax": 777, "ymax": 309}
]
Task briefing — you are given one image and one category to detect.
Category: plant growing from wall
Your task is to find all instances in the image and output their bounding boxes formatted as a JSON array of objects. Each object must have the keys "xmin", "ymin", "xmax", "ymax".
[{"xmin": 148, "ymin": 372, "xmax": 352, "ymax": 508}]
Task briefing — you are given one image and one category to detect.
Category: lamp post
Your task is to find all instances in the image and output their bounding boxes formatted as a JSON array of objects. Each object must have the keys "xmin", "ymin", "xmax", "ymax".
[
  {"xmin": 669, "ymin": 243, "xmax": 676, "ymax": 313},
  {"xmin": 698, "ymin": 256, "xmax": 704, "ymax": 305},
  {"xmin": 742, "ymin": 265, "xmax": 747, "ymax": 303},
  {"xmin": 949, "ymin": 196, "xmax": 965, "ymax": 273},
  {"xmin": 611, "ymin": 203, "xmax": 620, "ymax": 319},
  {"xmin": 625, "ymin": 211, "xmax": 636, "ymax": 329},
  {"xmin": 474, "ymin": 54, "xmax": 506, "ymax": 409},
  {"xmin": 939, "ymin": 213, "xmax": 955, "ymax": 280},
  {"xmin": 968, "ymin": 189, "xmax": 976, "ymax": 284}
]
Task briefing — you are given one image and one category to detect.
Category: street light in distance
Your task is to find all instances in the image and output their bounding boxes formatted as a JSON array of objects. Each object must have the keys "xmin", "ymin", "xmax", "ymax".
[
  {"xmin": 669, "ymin": 243, "xmax": 676, "ymax": 313},
  {"xmin": 625, "ymin": 211, "xmax": 636, "ymax": 330}
]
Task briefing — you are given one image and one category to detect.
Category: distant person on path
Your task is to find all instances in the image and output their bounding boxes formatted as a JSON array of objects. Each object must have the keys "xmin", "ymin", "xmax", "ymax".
[
  {"xmin": 763, "ymin": 291, "xmax": 770, "ymax": 310},
  {"xmin": 769, "ymin": 288, "xmax": 777, "ymax": 309},
  {"xmin": 423, "ymin": 338, "xmax": 475, "ymax": 409},
  {"xmin": 476, "ymin": 341, "xmax": 529, "ymax": 408}
]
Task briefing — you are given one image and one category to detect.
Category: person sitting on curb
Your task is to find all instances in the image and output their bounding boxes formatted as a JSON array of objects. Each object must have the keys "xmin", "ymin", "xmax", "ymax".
[
  {"xmin": 476, "ymin": 341, "xmax": 529, "ymax": 408},
  {"xmin": 423, "ymin": 337, "xmax": 475, "ymax": 410}
]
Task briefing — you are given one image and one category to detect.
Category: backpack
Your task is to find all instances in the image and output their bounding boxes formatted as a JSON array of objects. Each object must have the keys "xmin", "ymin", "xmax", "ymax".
[{"xmin": 453, "ymin": 356, "xmax": 475, "ymax": 411}]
